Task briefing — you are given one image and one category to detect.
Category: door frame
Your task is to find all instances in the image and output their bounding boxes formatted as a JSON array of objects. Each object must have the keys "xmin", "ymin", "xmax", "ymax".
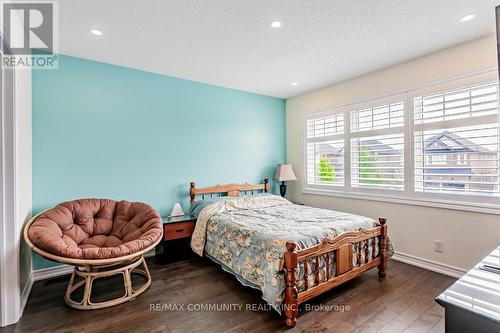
[{"xmin": 0, "ymin": 32, "xmax": 22, "ymax": 328}]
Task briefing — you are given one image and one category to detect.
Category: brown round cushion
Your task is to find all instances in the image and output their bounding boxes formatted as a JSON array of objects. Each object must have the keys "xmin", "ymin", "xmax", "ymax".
[{"xmin": 28, "ymin": 199, "xmax": 163, "ymax": 260}]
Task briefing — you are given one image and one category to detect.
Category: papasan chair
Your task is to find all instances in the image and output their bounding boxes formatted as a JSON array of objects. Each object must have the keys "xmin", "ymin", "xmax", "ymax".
[{"xmin": 24, "ymin": 199, "xmax": 163, "ymax": 310}]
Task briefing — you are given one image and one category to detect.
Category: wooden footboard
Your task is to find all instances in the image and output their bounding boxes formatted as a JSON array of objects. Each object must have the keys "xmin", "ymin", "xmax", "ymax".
[{"xmin": 283, "ymin": 217, "xmax": 388, "ymax": 327}]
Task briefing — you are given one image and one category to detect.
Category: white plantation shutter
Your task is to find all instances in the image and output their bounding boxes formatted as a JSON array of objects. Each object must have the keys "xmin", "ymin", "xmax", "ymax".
[
  {"xmin": 414, "ymin": 81, "xmax": 500, "ymax": 197},
  {"xmin": 350, "ymin": 102, "xmax": 404, "ymax": 132},
  {"xmin": 306, "ymin": 114, "xmax": 344, "ymax": 138},
  {"xmin": 306, "ymin": 140, "xmax": 344, "ymax": 186},
  {"xmin": 302, "ymin": 71, "xmax": 500, "ymax": 211},
  {"xmin": 306, "ymin": 112, "xmax": 345, "ymax": 187},
  {"xmin": 350, "ymin": 100, "xmax": 405, "ymax": 190}
]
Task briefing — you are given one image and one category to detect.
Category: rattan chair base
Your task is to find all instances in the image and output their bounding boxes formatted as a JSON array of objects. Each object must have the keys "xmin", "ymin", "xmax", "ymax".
[{"xmin": 65, "ymin": 255, "xmax": 151, "ymax": 310}]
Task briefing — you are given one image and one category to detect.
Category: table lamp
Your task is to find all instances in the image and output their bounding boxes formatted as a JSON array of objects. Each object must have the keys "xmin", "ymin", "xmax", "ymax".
[
  {"xmin": 169, "ymin": 203, "xmax": 185, "ymax": 217},
  {"xmin": 274, "ymin": 164, "xmax": 297, "ymax": 197}
]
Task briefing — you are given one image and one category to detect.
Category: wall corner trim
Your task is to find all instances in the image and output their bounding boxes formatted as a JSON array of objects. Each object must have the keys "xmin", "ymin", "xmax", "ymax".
[{"xmin": 392, "ymin": 251, "xmax": 467, "ymax": 279}]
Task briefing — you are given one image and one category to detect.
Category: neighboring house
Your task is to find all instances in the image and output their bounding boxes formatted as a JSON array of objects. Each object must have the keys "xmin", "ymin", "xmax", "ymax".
[
  {"xmin": 316, "ymin": 139, "xmax": 404, "ymax": 184},
  {"xmin": 422, "ymin": 131, "xmax": 498, "ymax": 192},
  {"xmin": 316, "ymin": 130, "xmax": 498, "ymax": 192}
]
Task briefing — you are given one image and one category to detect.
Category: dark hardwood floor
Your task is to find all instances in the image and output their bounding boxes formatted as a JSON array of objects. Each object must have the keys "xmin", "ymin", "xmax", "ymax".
[{"xmin": 1, "ymin": 258, "xmax": 455, "ymax": 333}]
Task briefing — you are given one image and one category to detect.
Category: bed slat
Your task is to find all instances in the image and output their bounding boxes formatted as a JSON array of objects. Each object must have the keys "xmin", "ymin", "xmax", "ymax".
[
  {"xmin": 303, "ymin": 260, "xmax": 308, "ymax": 290},
  {"xmin": 372, "ymin": 238, "xmax": 377, "ymax": 259},
  {"xmin": 365, "ymin": 240, "xmax": 370, "ymax": 264},
  {"xmin": 314, "ymin": 257, "xmax": 320, "ymax": 286},
  {"xmin": 357, "ymin": 242, "xmax": 362, "ymax": 266},
  {"xmin": 325, "ymin": 253, "xmax": 330, "ymax": 280}
]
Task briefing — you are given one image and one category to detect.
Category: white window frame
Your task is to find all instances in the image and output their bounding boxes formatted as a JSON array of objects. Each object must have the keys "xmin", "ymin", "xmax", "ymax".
[
  {"xmin": 301, "ymin": 69, "xmax": 500, "ymax": 215},
  {"xmin": 348, "ymin": 94, "xmax": 407, "ymax": 196},
  {"xmin": 304, "ymin": 107, "xmax": 347, "ymax": 192}
]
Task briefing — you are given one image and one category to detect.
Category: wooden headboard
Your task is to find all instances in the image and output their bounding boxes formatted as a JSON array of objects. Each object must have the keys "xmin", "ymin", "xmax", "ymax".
[{"xmin": 190, "ymin": 179, "xmax": 269, "ymax": 202}]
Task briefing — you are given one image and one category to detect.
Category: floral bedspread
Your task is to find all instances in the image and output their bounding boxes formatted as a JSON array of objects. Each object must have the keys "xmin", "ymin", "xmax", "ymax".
[{"xmin": 190, "ymin": 195, "xmax": 393, "ymax": 311}]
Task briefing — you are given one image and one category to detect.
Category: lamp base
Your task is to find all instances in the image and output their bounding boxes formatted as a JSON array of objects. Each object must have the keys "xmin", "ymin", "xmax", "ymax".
[{"xmin": 280, "ymin": 181, "xmax": 287, "ymax": 197}]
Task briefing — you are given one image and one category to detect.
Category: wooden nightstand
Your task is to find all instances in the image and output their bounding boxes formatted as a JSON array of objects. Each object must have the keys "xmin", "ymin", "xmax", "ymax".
[
  {"xmin": 163, "ymin": 215, "xmax": 196, "ymax": 240},
  {"xmin": 156, "ymin": 215, "xmax": 196, "ymax": 263}
]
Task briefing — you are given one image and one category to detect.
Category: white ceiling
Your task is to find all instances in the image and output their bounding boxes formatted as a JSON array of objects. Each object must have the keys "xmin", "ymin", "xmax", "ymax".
[{"xmin": 59, "ymin": 0, "xmax": 500, "ymax": 98}]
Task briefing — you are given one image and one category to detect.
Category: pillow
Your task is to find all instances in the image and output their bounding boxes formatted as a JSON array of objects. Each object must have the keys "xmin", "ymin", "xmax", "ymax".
[
  {"xmin": 189, "ymin": 197, "xmax": 227, "ymax": 218},
  {"xmin": 189, "ymin": 193, "xmax": 273, "ymax": 218}
]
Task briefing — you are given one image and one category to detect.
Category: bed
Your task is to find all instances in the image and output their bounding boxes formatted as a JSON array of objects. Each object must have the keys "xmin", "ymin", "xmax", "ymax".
[{"xmin": 189, "ymin": 179, "xmax": 391, "ymax": 327}]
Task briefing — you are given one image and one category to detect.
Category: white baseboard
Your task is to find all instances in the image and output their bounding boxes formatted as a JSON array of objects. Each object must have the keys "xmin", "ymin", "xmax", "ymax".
[
  {"xmin": 392, "ymin": 251, "xmax": 466, "ymax": 279},
  {"xmin": 32, "ymin": 264, "xmax": 73, "ymax": 281},
  {"xmin": 32, "ymin": 249, "xmax": 156, "ymax": 282},
  {"xmin": 19, "ymin": 276, "xmax": 33, "ymax": 315}
]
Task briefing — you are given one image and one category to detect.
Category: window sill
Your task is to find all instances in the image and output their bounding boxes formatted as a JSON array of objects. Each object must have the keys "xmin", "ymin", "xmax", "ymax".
[{"xmin": 302, "ymin": 187, "xmax": 500, "ymax": 215}]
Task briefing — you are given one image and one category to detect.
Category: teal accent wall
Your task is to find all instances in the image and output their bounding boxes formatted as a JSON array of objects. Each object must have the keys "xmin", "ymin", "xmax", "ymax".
[{"xmin": 32, "ymin": 55, "xmax": 285, "ymax": 269}]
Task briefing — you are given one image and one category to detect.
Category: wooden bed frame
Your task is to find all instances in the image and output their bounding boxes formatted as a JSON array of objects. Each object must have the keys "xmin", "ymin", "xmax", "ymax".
[{"xmin": 190, "ymin": 179, "xmax": 388, "ymax": 328}]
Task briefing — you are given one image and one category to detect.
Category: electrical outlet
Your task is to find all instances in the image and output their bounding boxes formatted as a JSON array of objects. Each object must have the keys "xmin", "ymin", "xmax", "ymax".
[{"xmin": 435, "ymin": 240, "xmax": 444, "ymax": 253}]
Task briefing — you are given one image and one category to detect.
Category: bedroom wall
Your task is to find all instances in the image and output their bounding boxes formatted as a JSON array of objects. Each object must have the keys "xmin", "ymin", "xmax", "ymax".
[
  {"xmin": 286, "ymin": 35, "xmax": 500, "ymax": 273},
  {"xmin": 32, "ymin": 54, "xmax": 285, "ymax": 269}
]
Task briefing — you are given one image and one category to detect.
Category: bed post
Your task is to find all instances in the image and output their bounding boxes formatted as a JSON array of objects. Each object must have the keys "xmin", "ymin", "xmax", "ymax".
[
  {"xmin": 264, "ymin": 178, "xmax": 270, "ymax": 193},
  {"xmin": 378, "ymin": 217, "xmax": 388, "ymax": 280},
  {"xmin": 190, "ymin": 182, "xmax": 196, "ymax": 203},
  {"xmin": 284, "ymin": 241, "xmax": 298, "ymax": 327}
]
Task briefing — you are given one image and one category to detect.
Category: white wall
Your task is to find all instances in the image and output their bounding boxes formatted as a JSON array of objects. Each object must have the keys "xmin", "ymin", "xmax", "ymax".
[
  {"xmin": 15, "ymin": 64, "xmax": 32, "ymax": 314},
  {"xmin": 286, "ymin": 35, "xmax": 500, "ymax": 272},
  {"xmin": 0, "ymin": 2, "xmax": 33, "ymax": 326}
]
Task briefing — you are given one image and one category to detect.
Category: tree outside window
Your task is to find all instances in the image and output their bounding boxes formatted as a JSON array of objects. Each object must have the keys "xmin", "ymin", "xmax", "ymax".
[
  {"xmin": 318, "ymin": 157, "xmax": 336, "ymax": 182},
  {"xmin": 358, "ymin": 144, "xmax": 383, "ymax": 184}
]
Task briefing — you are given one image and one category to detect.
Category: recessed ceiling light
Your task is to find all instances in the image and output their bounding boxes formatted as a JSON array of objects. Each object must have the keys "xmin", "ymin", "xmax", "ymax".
[
  {"xmin": 291, "ymin": 82, "xmax": 298, "ymax": 86},
  {"xmin": 460, "ymin": 14, "xmax": 475, "ymax": 22},
  {"xmin": 270, "ymin": 21, "xmax": 282, "ymax": 28},
  {"xmin": 90, "ymin": 29, "xmax": 103, "ymax": 36}
]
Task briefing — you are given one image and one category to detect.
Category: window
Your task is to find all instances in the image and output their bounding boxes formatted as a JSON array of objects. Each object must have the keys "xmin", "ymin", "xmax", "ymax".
[
  {"xmin": 457, "ymin": 153, "xmax": 467, "ymax": 165},
  {"xmin": 306, "ymin": 113, "xmax": 345, "ymax": 187},
  {"xmin": 303, "ymin": 71, "xmax": 500, "ymax": 212},
  {"xmin": 350, "ymin": 101, "xmax": 405, "ymax": 190},
  {"xmin": 426, "ymin": 154, "xmax": 447, "ymax": 165},
  {"xmin": 414, "ymin": 81, "xmax": 499, "ymax": 197}
]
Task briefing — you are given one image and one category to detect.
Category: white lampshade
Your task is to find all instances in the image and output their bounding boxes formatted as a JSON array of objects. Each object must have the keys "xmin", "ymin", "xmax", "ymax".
[
  {"xmin": 274, "ymin": 164, "xmax": 297, "ymax": 182},
  {"xmin": 170, "ymin": 203, "xmax": 185, "ymax": 217}
]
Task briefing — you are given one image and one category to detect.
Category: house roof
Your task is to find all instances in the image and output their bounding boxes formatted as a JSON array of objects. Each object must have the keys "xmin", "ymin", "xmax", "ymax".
[
  {"xmin": 424, "ymin": 131, "xmax": 493, "ymax": 153},
  {"xmin": 317, "ymin": 145, "xmax": 344, "ymax": 156},
  {"xmin": 361, "ymin": 139, "xmax": 403, "ymax": 156}
]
